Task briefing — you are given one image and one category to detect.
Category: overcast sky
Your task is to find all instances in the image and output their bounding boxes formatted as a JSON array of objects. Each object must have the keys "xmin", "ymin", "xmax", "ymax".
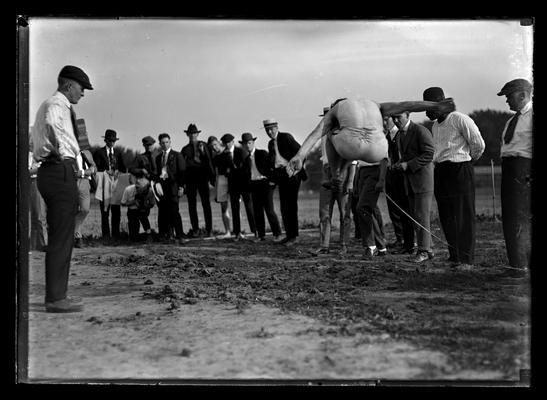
[{"xmin": 28, "ymin": 18, "xmax": 533, "ymax": 152}]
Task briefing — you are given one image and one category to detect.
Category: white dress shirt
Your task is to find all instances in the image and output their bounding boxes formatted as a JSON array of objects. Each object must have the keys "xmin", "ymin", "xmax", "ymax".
[
  {"xmin": 249, "ymin": 148, "xmax": 266, "ymax": 181},
  {"xmin": 273, "ymin": 135, "xmax": 289, "ymax": 168},
  {"xmin": 431, "ymin": 111, "xmax": 485, "ymax": 163},
  {"xmin": 31, "ymin": 91, "xmax": 80, "ymax": 161},
  {"xmin": 500, "ymin": 101, "xmax": 533, "ymax": 159}
]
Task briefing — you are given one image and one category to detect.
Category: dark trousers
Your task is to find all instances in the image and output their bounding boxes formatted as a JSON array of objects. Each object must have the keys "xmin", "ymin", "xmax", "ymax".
[
  {"xmin": 356, "ymin": 165, "xmax": 386, "ymax": 248},
  {"xmin": 37, "ymin": 159, "xmax": 78, "ymax": 303},
  {"xmin": 230, "ymin": 189, "xmax": 255, "ymax": 235},
  {"xmin": 501, "ymin": 157, "xmax": 532, "ymax": 268},
  {"xmin": 250, "ymin": 179, "xmax": 282, "ymax": 238},
  {"xmin": 157, "ymin": 191, "xmax": 184, "ymax": 239},
  {"xmin": 99, "ymin": 201, "xmax": 121, "ymax": 238},
  {"xmin": 434, "ymin": 161, "xmax": 476, "ymax": 264},
  {"xmin": 127, "ymin": 208, "xmax": 151, "ymax": 241},
  {"xmin": 385, "ymin": 169, "xmax": 415, "ymax": 248},
  {"xmin": 351, "ymin": 192, "xmax": 360, "ymax": 239},
  {"xmin": 186, "ymin": 179, "xmax": 212, "ymax": 233},
  {"xmin": 277, "ymin": 171, "xmax": 301, "ymax": 239}
]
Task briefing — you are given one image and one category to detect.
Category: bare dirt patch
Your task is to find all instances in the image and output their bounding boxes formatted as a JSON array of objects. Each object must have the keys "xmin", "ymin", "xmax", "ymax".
[{"xmin": 23, "ymin": 220, "xmax": 530, "ymax": 384}]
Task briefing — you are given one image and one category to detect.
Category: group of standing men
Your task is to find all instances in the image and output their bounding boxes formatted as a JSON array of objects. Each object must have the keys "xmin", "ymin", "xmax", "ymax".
[{"xmin": 28, "ymin": 63, "xmax": 532, "ymax": 313}]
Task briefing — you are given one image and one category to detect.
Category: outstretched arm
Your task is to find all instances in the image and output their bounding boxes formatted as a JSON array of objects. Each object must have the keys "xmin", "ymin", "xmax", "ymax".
[
  {"xmin": 286, "ymin": 119, "xmax": 327, "ymax": 177},
  {"xmin": 379, "ymin": 98, "xmax": 456, "ymax": 117}
]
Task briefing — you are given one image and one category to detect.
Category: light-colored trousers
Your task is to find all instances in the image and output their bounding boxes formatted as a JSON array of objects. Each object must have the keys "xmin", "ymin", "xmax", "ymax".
[
  {"xmin": 30, "ymin": 177, "xmax": 48, "ymax": 250},
  {"xmin": 319, "ymin": 164, "xmax": 352, "ymax": 248},
  {"xmin": 74, "ymin": 178, "xmax": 91, "ymax": 239}
]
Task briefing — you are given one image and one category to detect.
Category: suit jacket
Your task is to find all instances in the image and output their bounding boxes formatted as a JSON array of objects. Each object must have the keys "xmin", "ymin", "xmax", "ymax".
[
  {"xmin": 180, "ymin": 140, "xmax": 215, "ymax": 185},
  {"xmin": 154, "ymin": 149, "xmax": 186, "ymax": 197},
  {"xmin": 397, "ymin": 121, "xmax": 434, "ymax": 194},
  {"xmin": 267, "ymin": 131, "xmax": 307, "ymax": 182},
  {"xmin": 93, "ymin": 146, "xmax": 127, "ymax": 173},
  {"xmin": 129, "ymin": 151, "xmax": 157, "ymax": 178},
  {"xmin": 215, "ymin": 146, "xmax": 249, "ymax": 192},
  {"xmin": 243, "ymin": 148, "xmax": 275, "ymax": 184}
]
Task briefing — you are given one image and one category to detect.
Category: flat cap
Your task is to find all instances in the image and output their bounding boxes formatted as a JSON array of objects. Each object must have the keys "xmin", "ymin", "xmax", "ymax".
[
  {"xmin": 263, "ymin": 118, "xmax": 278, "ymax": 127},
  {"xmin": 142, "ymin": 136, "xmax": 156, "ymax": 146},
  {"xmin": 59, "ymin": 65, "xmax": 93, "ymax": 90},
  {"xmin": 497, "ymin": 78, "xmax": 533, "ymax": 96},
  {"xmin": 423, "ymin": 87, "xmax": 445, "ymax": 101},
  {"xmin": 220, "ymin": 133, "xmax": 235, "ymax": 144}
]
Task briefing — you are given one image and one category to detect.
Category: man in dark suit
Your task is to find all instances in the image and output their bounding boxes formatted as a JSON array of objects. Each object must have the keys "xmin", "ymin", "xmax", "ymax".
[
  {"xmin": 93, "ymin": 129, "xmax": 127, "ymax": 238},
  {"xmin": 217, "ymin": 133, "xmax": 256, "ymax": 240},
  {"xmin": 154, "ymin": 133, "xmax": 186, "ymax": 242},
  {"xmin": 240, "ymin": 132, "xmax": 282, "ymax": 241},
  {"xmin": 384, "ymin": 116, "xmax": 416, "ymax": 254},
  {"xmin": 392, "ymin": 111, "xmax": 435, "ymax": 263},
  {"xmin": 263, "ymin": 118, "xmax": 307, "ymax": 246},
  {"xmin": 180, "ymin": 123, "xmax": 215, "ymax": 237}
]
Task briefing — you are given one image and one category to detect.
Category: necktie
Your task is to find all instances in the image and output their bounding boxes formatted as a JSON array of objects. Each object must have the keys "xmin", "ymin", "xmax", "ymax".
[
  {"xmin": 504, "ymin": 111, "xmax": 521, "ymax": 144},
  {"xmin": 162, "ymin": 151, "xmax": 167, "ymax": 167},
  {"xmin": 108, "ymin": 149, "xmax": 115, "ymax": 170},
  {"xmin": 70, "ymin": 106, "xmax": 79, "ymax": 140}
]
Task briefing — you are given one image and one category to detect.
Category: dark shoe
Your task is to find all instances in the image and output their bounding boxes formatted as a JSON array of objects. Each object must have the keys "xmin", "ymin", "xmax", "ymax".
[
  {"xmin": 74, "ymin": 238, "xmax": 82, "ymax": 248},
  {"xmin": 284, "ymin": 237, "xmax": 298, "ymax": 247},
  {"xmin": 259, "ymin": 236, "xmax": 266, "ymax": 241},
  {"xmin": 45, "ymin": 298, "xmax": 83, "ymax": 313},
  {"xmin": 399, "ymin": 246, "xmax": 417, "ymax": 255},
  {"xmin": 364, "ymin": 247, "xmax": 378, "ymax": 260},
  {"xmin": 412, "ymin": 250, "xmax": 434, "ymax": 263},
  {"xmin": 276, "ymin": 236, "xmax": 290, "ymax": 244},
  {"xmin": 499, "ymin": 266, "xmax": 529, "ymax": 278},
  {"xmin": 234, "ymin": 233, "xmax": 245, "ymax": 241},
  {"xmin": 377, "ymin": 248, "xmax": 387, "ymax": 257},
  {"xmin": 387, "ymin": 240, "xmax": 404, "ymax": 250}
]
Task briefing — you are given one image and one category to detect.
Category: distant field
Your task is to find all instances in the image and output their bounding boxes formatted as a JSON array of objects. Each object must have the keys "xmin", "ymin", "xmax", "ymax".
[{"xmin": 81, "ymin": 166, "xmax": 502, "ymax": 238}]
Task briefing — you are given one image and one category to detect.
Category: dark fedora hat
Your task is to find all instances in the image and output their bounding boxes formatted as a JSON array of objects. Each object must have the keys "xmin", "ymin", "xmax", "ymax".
[
  {"xmin": 184, "ymin": 123, "xmax": 201, "ymax": 135},
  {"xmin": 220, "ymin": 133, "xmax": 235, "ymax": 144},
  {"xmin": 239, "ymin": 132, "xmax": 257, "ymax": 144},
  {"xmin": 497, "ymin": 78, "xmax": 533, "ymax": 96},
  {"xmin": 142, "ymin": 135, "xmax": 156, "ymax": 146},
  {"xmin": 423, "ymin": 87, "xmax": 445, "ymax": 102},
  {"xmin": 102, "ymin": 129, "xmax": 119, "ymax": 142},
  {"xmin": 58, "ymin": 65, "xmax": 93, "ymax": 90}
]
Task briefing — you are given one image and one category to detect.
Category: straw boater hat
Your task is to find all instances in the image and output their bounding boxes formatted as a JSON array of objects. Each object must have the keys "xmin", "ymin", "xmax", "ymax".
[
  {"xmin": 263, "ymin": 119, "xmax": 278, "ymax": 127},
  {"xmin": 102, "ymin": 129, "xmax": 119, "ymax": 142},
  {"xmin": 184, "ymin": 123, "xmax": 201, "ymax": 135},
  {"xmin": 239, "ymin": 132, "xmax": 257, "ymax": 144},
  {"xmin": 319, "ymin": 106, "xmax": 330, "ymax": 117}
]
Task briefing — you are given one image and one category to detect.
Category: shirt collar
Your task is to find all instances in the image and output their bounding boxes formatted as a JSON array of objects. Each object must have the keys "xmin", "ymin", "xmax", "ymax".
[
  {"xmin": 250, "ymin": 148, "xmax": 256, "ymax": 156},
  {"xmin": 54, "ymin": 91, "xmax": 71, "ymax": 109},
  {"xmin": 401, "ymin": 120, "xmax": 411, "ymax": 132},
  {"xmin": 520, "ymin": 100, "xmax": 533, "ymax": 115}
]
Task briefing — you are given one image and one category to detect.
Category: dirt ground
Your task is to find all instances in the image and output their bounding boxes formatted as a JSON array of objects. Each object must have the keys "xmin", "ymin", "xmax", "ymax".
[{"xmin": 22, "ymin": 219, "xmax": 531, "ymax": 385}]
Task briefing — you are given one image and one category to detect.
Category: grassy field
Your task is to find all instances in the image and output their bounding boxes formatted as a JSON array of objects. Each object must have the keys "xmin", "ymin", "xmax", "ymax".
[{"xmin": 81, "ymin": 166, "xmax": 502, "ymax": 239}]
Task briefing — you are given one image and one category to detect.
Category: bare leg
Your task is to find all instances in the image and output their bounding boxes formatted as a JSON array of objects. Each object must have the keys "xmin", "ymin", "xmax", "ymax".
[
  {"xmin": 325, "ymin": 133, "xmax": 351, "ymax": 193},
  {"xmin": 221, "ymin": 201, "xmax": 231, "ymax": 234}
]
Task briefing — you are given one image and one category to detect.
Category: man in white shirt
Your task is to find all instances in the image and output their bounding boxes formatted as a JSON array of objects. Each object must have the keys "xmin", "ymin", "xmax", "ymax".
[
  {"xmin": 497, "ymin": 78, "xmax": 533, "ymax": 275},
  {"xmin": 423, "ymin": 86, "xmax": 485, "ymax": 267},
  {"xmin": 31, "ymin": 65, "xmax": 93, "ymax": 313}
]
